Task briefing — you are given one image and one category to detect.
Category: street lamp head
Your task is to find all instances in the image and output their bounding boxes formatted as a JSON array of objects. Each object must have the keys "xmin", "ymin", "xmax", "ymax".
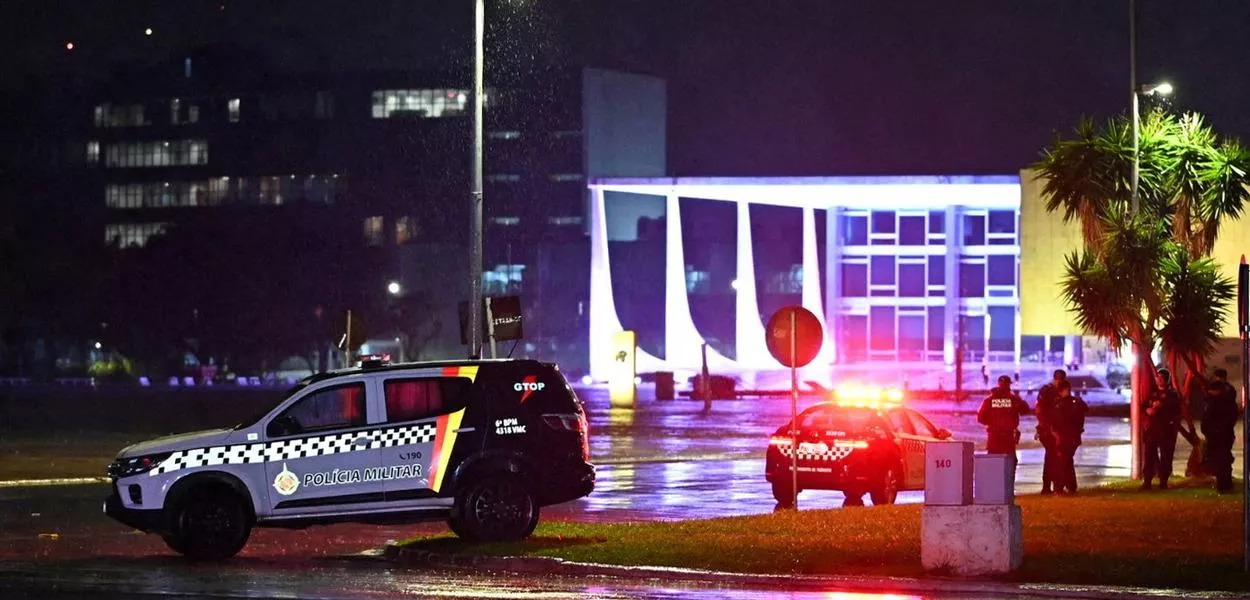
[
  {"xmin": 386, "ymin": 281, "xmax": 402, "ymax": 295},
  {"xmin": 1143, "ymin": 82, "xmax": 1173, "ymax": 96}
]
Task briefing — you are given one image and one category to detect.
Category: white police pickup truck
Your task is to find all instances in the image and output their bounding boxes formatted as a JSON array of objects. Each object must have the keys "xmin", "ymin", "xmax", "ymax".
[{"xmin": 105, "ymin": 358, "xmax": 593, "ymax": 559}]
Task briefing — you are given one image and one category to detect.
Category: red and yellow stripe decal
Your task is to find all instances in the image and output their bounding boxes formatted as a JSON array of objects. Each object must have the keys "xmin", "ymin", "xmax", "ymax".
[
  {"xmin": 428, "ymin": 408, "xmax": 464, "ymax": 492},
  {"xmin": 429, "ymin": 365, "xmax": 478, "ymax": 492},
  {"xmin": 441, "ymin": 365, "xmax": 479, "ymax": 381}
]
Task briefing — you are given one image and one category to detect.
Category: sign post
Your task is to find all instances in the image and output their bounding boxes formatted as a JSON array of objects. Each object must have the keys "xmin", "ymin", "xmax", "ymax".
[
  {"xmin": 1239, "ymin": 256, "xmax": 1248, "ymax": 573},
  {"xmin": 766, "ymin": 306, "xmax": 823, "ymax": 510}
]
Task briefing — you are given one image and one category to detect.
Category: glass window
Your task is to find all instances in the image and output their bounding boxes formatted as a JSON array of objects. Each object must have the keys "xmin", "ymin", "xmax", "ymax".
[
  {"xmin": 370, "ymin": 89, "xmax": 481, "ymax": 119},
  {"xmin": 907, "ymin": 410, "xmax": 940, "ymax": 438},
  {"xmin": 962, "ymin": 315, "xmax": 986, "ymax": 353},
  {"xmin": 928, "ymin": 210, "xmax": 945, "ymax": 234},
  {"xmin": 959, "ymin": 262, "xmax": 985, "ymax": 297},
  {"xmin": 899, "ymin": 263, "xmax": 924, "ymax": 297},
  {"xmin": 363, "ymin": 216, "xmax": 385, "ymax": 247},
  {"xmin": 383, "ymin": 378, "xmax": 471, "ymax": 423},
  {"xmin": 870, "ymin": 256, "xmax": 895, "ymax": 286},
  {"xmin": 842, "ymin": 315, "xmax": 867, "ymax": 361},
  {"xmin": 104, "ymin": 223, "xmax": 169, "ymax": 248},
  {"xmin": 927, "ymin": 255, "xmax": 945, "ymax": 285},
  {"xmin": 927, "ymin": 306, "xmax": 945, "ymax": 351},
  {"xmin": 267, "ymin": 383, "xmax": 366, "ymax": 437},
  {"xmin": 988, "ymin": 210, "xmax": 1016, "ymax": 234},
  {"xmin": 86, "ymin": 141, "xmax": 99, "ymax": 164},
  {"xmin": 871, "ymin": 211, "xmax": 896, "ymax": 234},
  {"xmin": 887, "ymin": 410, "xmax": 915, "ymax": 435},
  {"xmin": 987, "ymin": 255, "xmax": 1016, "ymax": 286},
  {"xmin": 963, "ymin": 214, "xmax": 985, "ymax": 246},
  {"xmin": 396, "ymin": 216, "xmax": 417, "ymax": 245},
  {"xmin": 102, "ymin": 141, "xmax": 208, "ymax": 168},
  {"xmin": 841, "ymin": 263, "xmax": 867, "ymax": 297},
  {"xmin": 898, "ymin": 314, "xmax": 925, "ymax": 359},
  {"xmin": 799, "ymin": 407, "xmax": 887, "ymax": 437},
  {"xmin": 989, "ymin": 306, "xmax": 1016, "ymax": 352},
  {"xmin": 228, "ymin": 98, "xmax": 240, "ymax": 123},
  {"xmin": 899, "ymin": 216, "xmax": 925, "ymax": 245},
  {"xmin": 870, "ymin": 306, "xmax": 894, "ymax": 351},
  {"xmin": 842, "ymin": 215, "xmax": 867, "ymax": 245}
]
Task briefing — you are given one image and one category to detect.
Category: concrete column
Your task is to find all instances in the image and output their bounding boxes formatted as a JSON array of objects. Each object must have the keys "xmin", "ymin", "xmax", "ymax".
[
  {"xmin": 1063, "ymin": 335, "xmax": 1080, "ymax": 367},
  {"xmin": 802, "ymin": 206, "xmax": 834, "ymax": 366},
  {"xmin": 826, "ymin": 207, "xmax": 843, "ymax": 364},
  {"xmin": 943, "ymin": 206, "xmax": 962, "ymax": 364},
  {"xmin": 735, "ymin": 200, "xmax": 775, "ymax": 367}
]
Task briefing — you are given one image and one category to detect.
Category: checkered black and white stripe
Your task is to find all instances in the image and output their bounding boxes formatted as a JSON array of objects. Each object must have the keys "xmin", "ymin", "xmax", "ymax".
[
  {"xmin": 777, "ymin": 446, "xmax": 856, "ymax": 462},
  {"xmin": 150, "ymin": 422, "xmax": 439, "ymax": 476}
]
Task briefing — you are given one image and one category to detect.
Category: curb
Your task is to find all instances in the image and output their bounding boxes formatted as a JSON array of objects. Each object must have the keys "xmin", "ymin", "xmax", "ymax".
[
  {"xmin": 383, "ymin": 545, "xmax": 1248, "ymax": 599},
  {"xmin": 0, "ymin": 476, "xmax": 109, "ymax": 488}
]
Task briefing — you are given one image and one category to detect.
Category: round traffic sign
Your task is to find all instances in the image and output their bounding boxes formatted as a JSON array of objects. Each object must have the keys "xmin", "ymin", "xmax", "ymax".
[{"xmin": 765, "ymin": 306, "xmax": 823, "ymax": 368}]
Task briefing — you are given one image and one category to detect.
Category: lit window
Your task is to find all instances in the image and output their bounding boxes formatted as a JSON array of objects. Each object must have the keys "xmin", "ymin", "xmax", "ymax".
[
  {"xmin": 490, "ymin": 216, "xmax": 520, "ymax": 226},
  {"xmin": 549, "ymin": 173, "xmax": 584, "ymax": 182},
  {"xmin": 547, "ymin": 216, "xmax": 582, "ymax": 226},
  {"xmin": 487, "ymin": 131, "xmax": 520, "ymax": 140},
  {"xmin": 363, "ymin": 217, "xmax": 385, "ymax": 246},
  {"xmin": 94, "ymin": 104, "xmax": 147, "ymax": 128},
  {"xmin": 103, "ymin": 140, "xmax": 208, "ymax": 168},
  {"xmin": 484, "ymin": 264, "xmax": 524, "ymax": 295},
  {"xmin": 86, "ymin": 141, "xmax": 99, "ymax": 164},
  {"xmin": 228, "ymin": 98, "xmax": 240, "ymax": 123},
  {"xmin": 104, "ymin": 222, "xmax": 169, "ymax": 248},
  {"xmin": 395, "ymin": 216, "xmax": 417, "ymax": 245},
  {"xmin": 486, "ymin": 174, "xmax": 520, "ymax": 183},
  {"xmin": 369, "ymin": 89, "xmax": 486, "ymax": 119},
  {"xmin": 170, "ymin": 98, "xmax": 182, "ymax": 125},
  {"xmin": 188, "ymin": 105, "xmax": 199, "ymax": 123}
]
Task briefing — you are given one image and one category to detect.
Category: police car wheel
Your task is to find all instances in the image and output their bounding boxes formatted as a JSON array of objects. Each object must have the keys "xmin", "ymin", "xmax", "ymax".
[
  {"xmin": 870, "ymin": 464, "xmax": 900, "ymax": 505},
  {"xmin": 173, "ymin": 489, "xmax": 251, "ymax": 560},
  {"xmin": 771, "ymin": 479, "xmax": 796, "ymax": 506},
  {"xmin": 455, "ymin": 475, "xmax": 538, "ymax": 542}
]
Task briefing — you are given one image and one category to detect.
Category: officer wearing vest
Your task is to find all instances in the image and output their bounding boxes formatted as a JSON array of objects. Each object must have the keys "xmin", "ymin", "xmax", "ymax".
[
  {"xmin": 978, "ymin": 375, "xmax": 1032, "ymax": 471},
  {"xmin": 1142, "ymin": 368, "xmax": 1182, "ymax": 490}
]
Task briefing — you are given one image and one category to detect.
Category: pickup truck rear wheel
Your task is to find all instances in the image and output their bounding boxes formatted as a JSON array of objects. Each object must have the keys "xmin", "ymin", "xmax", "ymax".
[{"xmin": 451, "ymin": 474, "xmax": 538, "ymax": 541}]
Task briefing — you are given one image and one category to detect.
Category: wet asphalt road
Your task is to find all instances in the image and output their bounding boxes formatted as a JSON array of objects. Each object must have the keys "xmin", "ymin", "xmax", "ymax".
[{"xmin": 0, "ymin": 385, "xmax": 1220, "ymax": 598}]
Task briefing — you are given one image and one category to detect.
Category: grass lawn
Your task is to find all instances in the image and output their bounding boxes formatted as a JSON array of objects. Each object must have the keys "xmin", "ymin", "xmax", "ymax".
[
  {"xmin": 0, "ymin": 432, "xmax": 139, "ymax": 480},
  {"xmin": 402, "ymin": 478, "xmax": 1249, "ymax": 592}
]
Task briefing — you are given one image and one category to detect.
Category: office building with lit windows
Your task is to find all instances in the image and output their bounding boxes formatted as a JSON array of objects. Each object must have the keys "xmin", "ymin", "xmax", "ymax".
[{"xmin": 67, "ymin": 48, "xmax": 665, "ymax": 367}]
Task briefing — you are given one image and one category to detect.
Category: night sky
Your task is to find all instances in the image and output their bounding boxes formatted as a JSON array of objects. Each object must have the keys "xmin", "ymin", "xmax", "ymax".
[{"xmin": 3, "ymin": 0, "xmax": 1248, "ymax": 177}]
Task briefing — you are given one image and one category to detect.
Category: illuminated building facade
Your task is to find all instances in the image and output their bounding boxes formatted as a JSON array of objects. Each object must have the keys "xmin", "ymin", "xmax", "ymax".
[{"xmin": 587, "ymin": 176, "xmax": 1024, "ymax": 379}]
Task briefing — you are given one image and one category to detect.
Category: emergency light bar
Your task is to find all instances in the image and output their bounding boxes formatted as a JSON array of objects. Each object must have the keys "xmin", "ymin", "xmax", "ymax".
[{"xmin": 832, "ymin": 383, "xmax": 904, "ymax": 408}]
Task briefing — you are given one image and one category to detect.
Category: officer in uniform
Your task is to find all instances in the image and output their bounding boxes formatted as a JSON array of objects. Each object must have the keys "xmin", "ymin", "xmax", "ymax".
[
  {"xmin": 1201, "ymin": 368, "xmax": 1240, "ymax": 493},
  {"xmin": 1142, "ymin": 368, "xmax": 1182, "ymax": 490},
  {"xmin": 1051, "ymin": 380, "xmax": 1088, "ymax": 495},
  {"xmin": 978, "ymin": 375, "xmax": 1031, "ymax": 474},
  {"xmin": 1035, "ymin": 369, "xmax": 1066, "ymax": 495}
]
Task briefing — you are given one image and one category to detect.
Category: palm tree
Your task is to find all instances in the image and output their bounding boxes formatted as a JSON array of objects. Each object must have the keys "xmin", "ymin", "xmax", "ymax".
[{"xmin": 1037, "ymin": 108, "xmax": 1249, "ymax": 478}]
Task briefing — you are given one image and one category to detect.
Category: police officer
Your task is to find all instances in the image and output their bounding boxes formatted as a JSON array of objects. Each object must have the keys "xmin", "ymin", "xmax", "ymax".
[
  {"xmin": 1035, "ymin": 369, "xmax": 1066, "ymax": 495},
  {"xmin": 978, "ymin": 375, "xmax": 1031, "ymax": 473},
  {"xmin": 1201, "ymin": 368, "xmax": 1239, "ymax": 494},
  {"xmin": 1142, "ymin": 368, "xmax": 1182, "ymax": 490},
  {"xmin": 1051, "ymin": 380, "xmax": 1088, "ymax": 495}
]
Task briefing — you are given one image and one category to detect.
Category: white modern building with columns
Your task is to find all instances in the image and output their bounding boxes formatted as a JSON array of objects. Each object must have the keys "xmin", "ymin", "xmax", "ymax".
[{"xmin": 587, "ymin": 175, "xmax": 1041, "ymax": 381}]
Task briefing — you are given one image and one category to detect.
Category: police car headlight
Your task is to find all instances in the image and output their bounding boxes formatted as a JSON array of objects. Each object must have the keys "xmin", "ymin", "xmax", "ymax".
[{"xmin": 108, "ymin": 452, "xmax": 173, "ymax": 478}]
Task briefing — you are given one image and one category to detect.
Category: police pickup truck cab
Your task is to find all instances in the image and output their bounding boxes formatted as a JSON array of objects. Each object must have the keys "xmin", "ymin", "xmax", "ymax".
[{"xmin": 105, "ymin": 358, "xmax": 593, "ymax": 559}]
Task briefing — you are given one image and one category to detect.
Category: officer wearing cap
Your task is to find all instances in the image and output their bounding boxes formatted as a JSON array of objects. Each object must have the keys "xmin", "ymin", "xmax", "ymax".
[
  {"xmin": 1142, "ymin": 368, "xmax": 1182, "ymax": 490},
  {"xmin": 1035, "ymin": 369, "xmax": 1067, "ymax": 495},
  {"xmin": 978, "ymin": 375, "xmax": 1031, "ymax": 473}
]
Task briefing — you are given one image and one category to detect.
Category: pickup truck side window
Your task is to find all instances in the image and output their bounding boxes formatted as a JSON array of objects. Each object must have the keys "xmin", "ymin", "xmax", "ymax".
[{"xmin": 267, "ymin": 382, "xmax": 366, "ymax": 438}]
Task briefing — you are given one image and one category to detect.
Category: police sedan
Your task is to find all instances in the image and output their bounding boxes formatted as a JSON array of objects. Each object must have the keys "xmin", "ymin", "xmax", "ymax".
[{"xmin": 765, "ymin": 384, "xmax": 952, "ymax": 507}]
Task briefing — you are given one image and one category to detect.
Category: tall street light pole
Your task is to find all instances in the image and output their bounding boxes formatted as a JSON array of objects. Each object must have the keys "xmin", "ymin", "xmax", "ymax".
[
  {"xmin": 1130, "ymin": 0, "xmax": 1140, "ymax": 216},
  {"xmin": 468, "ymin": 0, "xmax": 485, "ymax": 359}
]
